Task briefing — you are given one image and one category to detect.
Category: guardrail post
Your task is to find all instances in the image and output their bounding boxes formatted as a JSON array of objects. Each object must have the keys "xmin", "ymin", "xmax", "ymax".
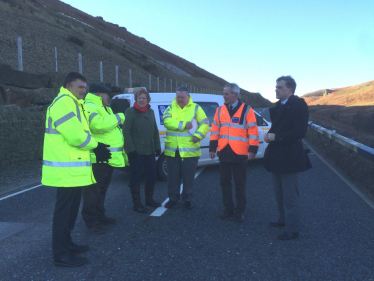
[
  {"xmin": 78, "ymin": 53, "xmax": 82, "ymax": 74},
  {"xmin": 17, "ymin": 36, "xmax": 23, "ymax": 71},
  {"xmin": 115, "ymin": 66, "xmax": 119, "ymax": 87},
  {"xmin": 129, "ymin": 69, "xmax": 132, "ymax": 88},
  {"xmin": 53, "ymin": 46, "xmax": 58, "ymax": 72},
  {"xmin": 99, "ymin": 61, "xmax": 103, "ymax": 82}
]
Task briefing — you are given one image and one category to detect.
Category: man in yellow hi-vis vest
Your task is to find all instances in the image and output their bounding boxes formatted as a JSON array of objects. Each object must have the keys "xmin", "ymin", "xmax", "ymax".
[
  {"xmin": 42, "ymin": 72, "xmax": 111, "ymax": 267},
  {"xmin": 163, "ymin": 86, "xmax": 209, "ymax": 210},
  {"xmin": 82, "ymin": 83, "xmax": 126, "ymax": 234}
]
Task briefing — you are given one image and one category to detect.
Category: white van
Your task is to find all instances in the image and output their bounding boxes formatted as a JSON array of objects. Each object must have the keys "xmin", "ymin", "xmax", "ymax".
[{"xmin": 111, "ymin": 89, "xmax": 271, "ymax": 180}]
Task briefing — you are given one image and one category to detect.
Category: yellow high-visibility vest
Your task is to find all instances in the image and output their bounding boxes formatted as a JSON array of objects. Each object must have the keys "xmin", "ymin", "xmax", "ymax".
[
  {"xmin": 85, "ymin": 93, "xmax": 127, "ymax": 167},
  {"xmin": 163, "ymin": 96, "xmax": 209, "ymax": 158},
  {"xmin": 42, "ymin": 87, "xmax": 98, "ymax": 187}
]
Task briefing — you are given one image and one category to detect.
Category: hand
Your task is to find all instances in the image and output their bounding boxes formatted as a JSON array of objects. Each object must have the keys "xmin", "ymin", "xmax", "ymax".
[
  {"xmin": 248, "ymin": 152, "xmax": 256, "ymax": 161},
  {"xmin": 192, "ymin": 136, "xmax": 199, "ymax": 143},
  {"xmin": 93, "ymin": 142, "xmax": 112, "ymax": 163},
  {"xmin": 185, "ymin": 122, "xmax": 193, "ymax": 130},
  {"xmin": 209, "ymin": 151, "xmax": 215, "ymax": 159},
  {"xmin": 155, "ymin": 149, "xmax": 161, "ymax": 157},
  {"xmin": 264, "ymin": 133, "xmax": 269, "ymax": 143},
  {"xmin": 268, "ymin": 133, "xmax": 275, "ymax": 141}
]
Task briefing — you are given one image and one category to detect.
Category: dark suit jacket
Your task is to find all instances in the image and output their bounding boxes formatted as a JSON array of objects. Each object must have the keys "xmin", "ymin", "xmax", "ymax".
[{"xmin": 264, "ymin": 95, "xmax": 312, "ymax": 173}]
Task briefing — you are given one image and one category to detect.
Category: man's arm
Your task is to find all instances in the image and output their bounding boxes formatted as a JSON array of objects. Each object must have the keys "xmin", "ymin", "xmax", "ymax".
[
  {"xmin": 86, "ymin": 103, "xmax": 124, "ymax": 134},
  {"xmin": 193, "ymin": 106, "xmax": 209, "ymax": 142},
  {"xmin": 51, "ymin": 97, "xmax": 97, "ymax": 151},
  {"xmin": 209, "ymin": 107, "xmax": 220, "ymax": 158},
  {"xmin": 246, "ymin": 107, "xmax": 259, "ymax": 156}
]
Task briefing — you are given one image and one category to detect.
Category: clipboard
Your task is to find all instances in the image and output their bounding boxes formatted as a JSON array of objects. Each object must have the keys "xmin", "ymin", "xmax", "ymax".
[{"xmin": 188, "ymin": 118, "xmax": 198, "ymax": 136}]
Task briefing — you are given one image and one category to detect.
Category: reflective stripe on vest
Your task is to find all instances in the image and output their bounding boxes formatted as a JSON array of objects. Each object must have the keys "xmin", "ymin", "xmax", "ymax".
[
  {"xmin": 43, "ymin": 160, "xmax": 91, "ymax": 167},
  {"xmin": 108, "ymin": 147, "xmax": 123, "ymax": 152},
  {"xmin": 166, "ymin": 132, "xmax": 191, "ymax": 137},
  {"xmin": 165, "ymin": 146, "xmax": 176, "ymax": 152},
  {"xmin": 89, "ymin": 112, "xmax": 98, "ymax": 124},
  {"xmin": 54, "ymin": 112, "xmax": 76, "ymax": 128}
]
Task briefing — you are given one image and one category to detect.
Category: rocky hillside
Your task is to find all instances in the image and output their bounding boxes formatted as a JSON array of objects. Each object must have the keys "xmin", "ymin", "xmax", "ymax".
[{"xmin": 0, "ymin": 0, "xmax": 272, "ymax": 108}]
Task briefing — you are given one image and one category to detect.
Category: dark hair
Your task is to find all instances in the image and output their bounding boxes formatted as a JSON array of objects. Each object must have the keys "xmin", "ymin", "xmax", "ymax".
[
  {"xmin": 276, "ymin": 76, "xmax": 296, "ymax": 94},
  {"xmin": 63, "ymin": 72, "xmax": 87, "ymax": 88},
  {"xmin": 176, "ymin": 86, "xmax": 189, "ymax": 94}
]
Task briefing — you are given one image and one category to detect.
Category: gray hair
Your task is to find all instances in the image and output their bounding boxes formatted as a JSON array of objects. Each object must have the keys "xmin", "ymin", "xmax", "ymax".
[
  {"xmin": 176, "ymin": 86, "xmax": 189, "ymax": 94},
  {"xmin": 224, "ymin": 83, "xmax": 240, "ymax": 95}
]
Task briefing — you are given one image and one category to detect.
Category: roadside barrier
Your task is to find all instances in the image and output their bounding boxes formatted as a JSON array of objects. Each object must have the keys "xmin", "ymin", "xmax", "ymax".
[{"xmin": 308, "ymin": 121, "xmax": 374, "ymax": 162}]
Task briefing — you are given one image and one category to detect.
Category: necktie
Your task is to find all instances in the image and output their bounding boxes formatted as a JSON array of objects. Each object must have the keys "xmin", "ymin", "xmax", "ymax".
[
  {"xmin": 229, "ymin": 105, "xmax": 233, "ymax": 111},
  {"xmin": 278, "ymin": 104, "xmax": 285, "ymax": 114}
]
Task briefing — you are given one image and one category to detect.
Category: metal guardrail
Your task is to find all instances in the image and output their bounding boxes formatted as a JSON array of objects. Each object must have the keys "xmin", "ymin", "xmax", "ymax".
[{"xmin": 308, "ymin": 121, "xmax": 374, "ymax": 162}]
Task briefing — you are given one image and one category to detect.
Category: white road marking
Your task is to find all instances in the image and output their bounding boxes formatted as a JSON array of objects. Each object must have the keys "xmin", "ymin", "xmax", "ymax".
[
  {"xmin": 304, "ymin": 140, "xmax": 374, "ymax": 210},
  {"xmin": 150, "ymin": 166, "xmax": 206, "ymax": 216},
  {"xmin": 0, "ymin": 184, "xmax": 43, "ymax": 201}
]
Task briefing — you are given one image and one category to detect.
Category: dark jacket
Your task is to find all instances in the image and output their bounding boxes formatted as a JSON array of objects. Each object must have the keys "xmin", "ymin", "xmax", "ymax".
[
  {"xmin": 123, "ymin": 106, "xmax": 161, "ymax": 155},
  {"xmin": 264, "ymin": 95, "xmax": 312, "ymax": 173}
]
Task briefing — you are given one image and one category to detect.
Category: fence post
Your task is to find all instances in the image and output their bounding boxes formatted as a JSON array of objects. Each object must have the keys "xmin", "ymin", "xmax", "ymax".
[
  {"xmin": 157, "ymin": 77, "xmax": 159, "ymax": 92},
  {"xmin": 115, "ymin": 66, "xmax": 118, "ymax": 87},
  {"xmin": 78, "ymin": 53, "xmax": 82, "ymax": 74},
  {"xmin": 149, "ymin": 75, "xmax": 152, "ymax": 91},
  {"xmin": 129, "ymin": 69, "xmax": 132, "ymax": 88},
  {"xmin": 170, "ymin": 79, "xmax": 172, "ymax": 92},
  {"xmin": 17, "ymin": 36, "xmax": 23, "ymax": 71},
  {"xmin": 99, "ymin": 61, "xmax": 103, "ymax": 82},
  {"xmin": 164, "ymin": 78, "xmax": 166, "ymax": 92},
  {"xmin": 53, "ymin": 46, "xmax": 58, "ymax": 72}
]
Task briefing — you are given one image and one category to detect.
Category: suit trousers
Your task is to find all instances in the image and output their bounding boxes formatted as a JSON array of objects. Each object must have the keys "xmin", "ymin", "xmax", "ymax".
[
  {"xmin": 82, "ymin": 163, "xmax": 114, "ymax": 227},
  {"xmin": 52, "ymin": 186, "xmax": 82, "ymax": 260},
  {"xmin": 166, "ymin": 151, "xmax": 198, "ymax": 203},
  {"xmin": 272, "ymin": 172, "xmax": 300, "ymax": 233},
  {"xmin": 220, "ymin": 161, "xmax": 247, "ymax": 212}
]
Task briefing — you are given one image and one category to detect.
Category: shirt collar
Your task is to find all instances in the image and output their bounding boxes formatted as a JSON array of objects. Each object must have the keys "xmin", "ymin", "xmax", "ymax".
[
  {"xmin": 230, "ymin": 100, "xmax": 238, "ymax": 108},
  {"xmin": 281, "ymin": 98, "xmax": 289, "ymax": 105}
]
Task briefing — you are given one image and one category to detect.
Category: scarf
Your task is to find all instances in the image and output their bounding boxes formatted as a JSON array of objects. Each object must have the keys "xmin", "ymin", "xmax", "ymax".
[{"xmin": 134, "ymin": 102, "xmax": 149, "ymax": 112}]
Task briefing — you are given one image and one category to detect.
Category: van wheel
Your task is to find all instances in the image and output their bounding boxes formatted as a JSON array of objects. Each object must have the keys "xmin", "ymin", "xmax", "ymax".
[{"xmin": 157, "ymin": 153, "xmax": 168, "ymax": 181}]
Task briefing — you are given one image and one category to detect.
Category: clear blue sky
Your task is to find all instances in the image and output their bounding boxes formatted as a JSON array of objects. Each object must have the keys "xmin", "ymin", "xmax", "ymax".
[{"xmin": 62, "ymin": 0, "xmax": 374, "ymax": 101}]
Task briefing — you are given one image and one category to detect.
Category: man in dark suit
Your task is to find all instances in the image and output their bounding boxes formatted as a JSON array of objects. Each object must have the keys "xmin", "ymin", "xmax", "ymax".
[{"xmin": 264, "ymin": 75, "xmax": 312, "ymax": 240}]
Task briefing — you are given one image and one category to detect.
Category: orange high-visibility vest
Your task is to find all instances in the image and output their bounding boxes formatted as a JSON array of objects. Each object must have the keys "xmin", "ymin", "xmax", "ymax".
[{"xmin": 210, "ymin": 103, "xmax": 259, "ymax": 155}]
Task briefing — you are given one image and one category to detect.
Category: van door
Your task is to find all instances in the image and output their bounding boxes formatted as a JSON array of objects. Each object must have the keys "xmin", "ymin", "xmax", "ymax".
[
  {"xmin": 195, "ymin": 102, "xmax": 219, "ymax": 163},
  {"xmin": 253, "ymin": 112, "xmax": 270, "ymax": 158}
]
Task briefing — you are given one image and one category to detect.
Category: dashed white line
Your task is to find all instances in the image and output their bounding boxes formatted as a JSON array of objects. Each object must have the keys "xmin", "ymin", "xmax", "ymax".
[
  {"xmin": 150, "ymin": 166, "xmax": 206, "ymax": 216},
  {"xmin": 0, "ymin": 184, "xmax": 43, "ymax": 201}
]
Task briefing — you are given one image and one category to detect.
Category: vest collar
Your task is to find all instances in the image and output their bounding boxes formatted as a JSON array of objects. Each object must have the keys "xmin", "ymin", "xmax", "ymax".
[{"xmin": 85, "ymin": 92, "xmax": 103, "ymax": 106}]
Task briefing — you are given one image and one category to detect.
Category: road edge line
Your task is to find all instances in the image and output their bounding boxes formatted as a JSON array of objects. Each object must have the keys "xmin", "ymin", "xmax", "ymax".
[{"xmin": 304, "ymin": 140, "xmax": 374, "ymax": 210}]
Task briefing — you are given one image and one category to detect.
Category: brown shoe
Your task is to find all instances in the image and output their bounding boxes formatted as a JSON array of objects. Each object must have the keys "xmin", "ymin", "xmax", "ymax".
[
  {"xmin": 87, "ymin": 223, "xmax": 105, "ymax": 234},
  {"xmin": 235, "ymin": 212, "xmax": 244, "ymax": 222},
  {"xmin": 220, "ymin": 209, "xmax": 234, "ymax": 219},
  {"xmin": 98, "ymin": 216, "xmax": 117, "ymax": 225}
]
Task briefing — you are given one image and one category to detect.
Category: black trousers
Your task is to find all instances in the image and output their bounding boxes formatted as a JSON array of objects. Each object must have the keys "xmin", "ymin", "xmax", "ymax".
[
  {"xmin": 82, "ymin": 163, "xmax": 114, "ymax": 226},
  {"xmin": 52, "ymin": 186, "xmax": 82, "ymax": 260},
  {"xmin": 219, "ymin": 161, "xmax": 247, "ymax": 212}
]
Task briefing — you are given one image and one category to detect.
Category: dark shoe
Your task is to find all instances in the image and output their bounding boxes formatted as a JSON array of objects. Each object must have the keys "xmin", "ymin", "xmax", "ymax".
[
  {"xmin": 87, "ymin": 223, "xmax": 105, "ymax": 234},
  {"xmin": 145, "ymin": 198, "xmax": 161, "ymax": 208},
  {"xmin": 277, "ymin": 232, "xmax": 299, "ymax": 240},
  {"xmin": 133, "ymin": 202, "xmax": 148, "ymax": 213},
  {"xmin": 235, "ymin": 212, "xmax": 245, "ymax": 222},
  {"xmin": 165, "ymin": 200, "xmax": 177, "ymax": 209},
  {"xmin": 269, "ymin": 222, "xmax": 285, "ymax": 228},
  {"xmin": 54, "ymin": 253, "xmax": 87, "ymax": 267},
  {"xmin": 220, "ymin": 209, "xmax": 234, "ymax": 219},
  {"xmin": 98, "ymin": 216, "xmax": 117, "ymax": 225},
  {"xmin": 185, "ymin": 201, "xmax": 194, "ymax": 210},
  {"xmin": 69, "ymin": 243, "xmax": 89, "ymax": 254}
]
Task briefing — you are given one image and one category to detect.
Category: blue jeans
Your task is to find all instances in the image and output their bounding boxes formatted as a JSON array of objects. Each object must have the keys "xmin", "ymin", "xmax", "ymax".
[{"xmin": 129, "ymin": 154, "xmax": 157, "ymax": 186}]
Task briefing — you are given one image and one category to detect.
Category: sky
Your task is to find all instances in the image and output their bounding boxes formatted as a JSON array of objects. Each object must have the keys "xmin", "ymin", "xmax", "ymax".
[{"xmin": 61, "ymin": 0, "xmax": 374, "ymax": 102}]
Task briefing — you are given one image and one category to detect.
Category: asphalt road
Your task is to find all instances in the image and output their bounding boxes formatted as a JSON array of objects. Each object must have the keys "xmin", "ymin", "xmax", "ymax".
[{"xmin": 0, "ymin": 148, "xmax": 374, "ymax": 281}]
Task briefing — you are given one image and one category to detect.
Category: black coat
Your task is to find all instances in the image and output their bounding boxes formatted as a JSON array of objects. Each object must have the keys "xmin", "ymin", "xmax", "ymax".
[{"xmin": 264, "ymin": 95, "xmax": 312, "ymax": 173}]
